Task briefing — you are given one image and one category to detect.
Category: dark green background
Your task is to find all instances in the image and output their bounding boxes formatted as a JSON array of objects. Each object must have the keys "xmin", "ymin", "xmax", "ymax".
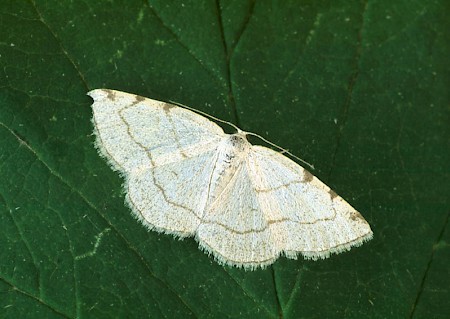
[{"xmin": 1, "ymin": 1, "xmax": 449, "ymax": 318}]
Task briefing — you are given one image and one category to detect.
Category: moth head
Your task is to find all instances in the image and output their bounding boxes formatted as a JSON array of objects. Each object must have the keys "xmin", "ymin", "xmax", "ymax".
[{"xmin": 226, "ymin": 133, "xmax": 250, "ymax": 153}]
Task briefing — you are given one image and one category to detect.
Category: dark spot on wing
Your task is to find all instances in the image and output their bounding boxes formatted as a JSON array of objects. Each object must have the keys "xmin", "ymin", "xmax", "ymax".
[
  {"xmin": 104, "ymin": 89, "xmax": 116, "ymax": 101},
  {"xmin": 135, "ymin": 95, "xmax": 145, "ymax": 103},
  {"xmin": 302, "ymin": 170, "xmax": 314, "ymax": 182},
  {"xmin": 130, "ymin": 94, "xmax": 145, "ymax": 105},
  {"xmin": 350, "ymin": 211, "xmax": 364, "ymax": 222},
  {"xmin": 329, "ymin": 189, "xmax": 338, "ymax": 199},
  {"xmin": 163, "ymin": 102, "xmax": 175, "ymax": 112}
]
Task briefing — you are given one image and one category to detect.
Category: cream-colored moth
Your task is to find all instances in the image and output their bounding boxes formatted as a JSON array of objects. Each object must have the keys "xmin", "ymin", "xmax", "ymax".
[{"xmin": 89, "ymin": 89, "xmax": 373, "ymax": 269}]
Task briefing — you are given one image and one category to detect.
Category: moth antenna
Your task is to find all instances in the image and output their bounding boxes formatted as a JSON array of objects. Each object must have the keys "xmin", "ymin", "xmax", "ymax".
[
  {"xmin": 170, "ymin": 100, "xmax": 314, "ymax": 170},
  {"xmin": 169, "ymin": 100, "xmax": 241, "ymax": 133},
  {"xmin": 246, "ymin": 132, "xmax": 315, "ymax": 170}
]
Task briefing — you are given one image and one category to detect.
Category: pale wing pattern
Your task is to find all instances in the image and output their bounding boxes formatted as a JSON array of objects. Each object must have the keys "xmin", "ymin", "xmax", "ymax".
[
  {"xmin": 247, "ymin": 145, "xmax": 373, "ymax": 260},
  {"xmin": 126, "ymin": 148, "xmax": 219, "ymax": 237},
  {"xmin": 197, "ymin": 163, "xmax": 281, "ymax": 268},
  {"xmin": 89, "ymin": 89, "xmax": 225, "ymax": 174}
]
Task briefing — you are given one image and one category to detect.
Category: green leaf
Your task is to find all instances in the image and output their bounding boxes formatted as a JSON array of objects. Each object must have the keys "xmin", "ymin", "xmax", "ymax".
[{"xmin": 1, "ymin": 0, "xmax": 449, "ymax": 318}]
